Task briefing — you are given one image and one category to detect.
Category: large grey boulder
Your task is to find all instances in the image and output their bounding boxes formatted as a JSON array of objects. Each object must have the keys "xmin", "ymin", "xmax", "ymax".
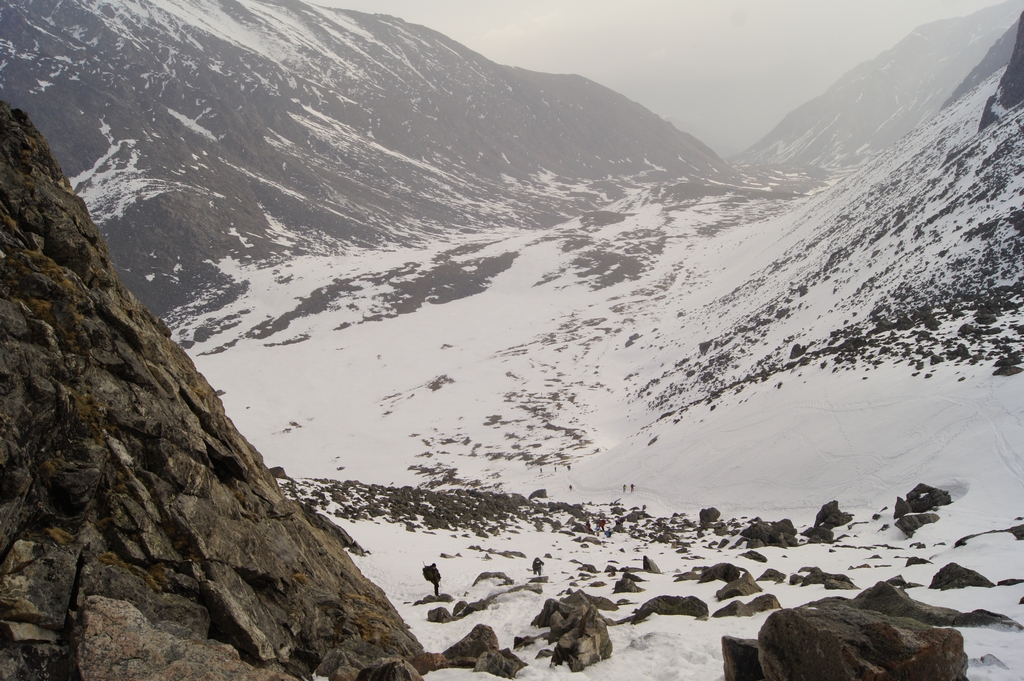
[
  {"xmin": 76, "ymin": 596, "xmax": 295, "ymax": 681},
  {"xmin": 355, "ymin": 658, "xmax": 424, "ymax": 681},
  {"xmin": 758, "ymin": 602, "xmax": 968, "ymax": 681}
]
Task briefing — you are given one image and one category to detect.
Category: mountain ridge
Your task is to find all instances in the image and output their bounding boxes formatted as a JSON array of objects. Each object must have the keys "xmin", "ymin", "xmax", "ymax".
[{"xmin": 0, "ymin": 0, "xmax": 732, "ymax": 317}]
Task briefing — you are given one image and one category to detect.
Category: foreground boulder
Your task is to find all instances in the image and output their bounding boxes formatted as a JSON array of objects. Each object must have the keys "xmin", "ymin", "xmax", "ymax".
[
  {"xmin": 0, "ymin": 103, "xmax": 420, "ymax": 677},
  {"xmin": 549, "ymin": 604, "xmax": 612, "ymax": 672},
  {"xmin": 722, "ymin": 637, "xmax": 762, "ymax": 681},
  {"xmin": 473, "ymin": 649, "xmax": 526, "ymax": 679},
  {"xmin": 758, "ymin": 602, "xmax": 968, "ymax": 681}
]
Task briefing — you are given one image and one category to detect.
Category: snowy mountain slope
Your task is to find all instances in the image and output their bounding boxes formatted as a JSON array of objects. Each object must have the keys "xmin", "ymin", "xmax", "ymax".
[
  {"xmin": 737, "ymin": 0, "xmax": 1024, "ymax": 169},
  {"xmin": 0, "ymin": 0, "xmax": 730, "ymax": 316},
  {"xmin": 943, "ymin": 16, "xmax": 1020, "ymax": 110},
  {"xmin": 188, "ymin": 61, "xmax": 1024, "ymax": 524}
]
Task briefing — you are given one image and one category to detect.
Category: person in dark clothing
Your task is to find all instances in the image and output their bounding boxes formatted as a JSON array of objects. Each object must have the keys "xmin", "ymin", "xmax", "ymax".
[
  {"xmin": 532, "ymin": 557, "xmax": 544, "ymax": 576},
  {"xmin": 422, "ymin": 563, "xmax": 441, "ymax": 596}
]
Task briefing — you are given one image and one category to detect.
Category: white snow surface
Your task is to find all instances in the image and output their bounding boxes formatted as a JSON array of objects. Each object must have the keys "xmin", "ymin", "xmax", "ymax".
[{"xmin": 174, "ymin": 47, "xmax": 1024, "ymax": 681}]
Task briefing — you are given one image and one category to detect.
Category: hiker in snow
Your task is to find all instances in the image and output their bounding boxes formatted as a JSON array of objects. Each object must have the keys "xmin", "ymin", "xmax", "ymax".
[
  {"xmin": 623, "ymin": 484, "xmax": 627, "ymax": 493},
  {"xmin": 532, "ymin": 557, "xmax": 544, "ymax": 576},
  {"xmin": 630, "ymin": 484, "xmax": 635, "ymax": 493},
  {"xmin": 598, "ymin": 518, "xmax": 606, "ymax": 531},
  {"xmin": 422, "ymin": 563, "xmax": 441, "ymax": 596},
  {"xmin": 567, "ymin": 464, "xmax": 571, "ymax": 471},
  {"xmin": 569, "ymin": 484, "xmax": 573, "ymax": 491}
]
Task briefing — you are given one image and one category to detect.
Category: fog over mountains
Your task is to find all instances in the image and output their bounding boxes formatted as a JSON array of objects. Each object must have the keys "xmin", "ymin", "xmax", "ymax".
[{"xmin": 738, "ymin": 0, "xmax": 1024, "ymax": 169}]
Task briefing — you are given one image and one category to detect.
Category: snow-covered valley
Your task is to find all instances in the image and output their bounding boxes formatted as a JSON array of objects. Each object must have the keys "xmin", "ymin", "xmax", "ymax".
[{"xmin": 166, "ymin": 65, "xmax": 1024, "ymax": 680}]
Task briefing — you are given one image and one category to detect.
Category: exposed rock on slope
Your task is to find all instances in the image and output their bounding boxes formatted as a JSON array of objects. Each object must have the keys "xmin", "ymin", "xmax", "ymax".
[
  {"xmin": 943, "ymin": 17, "xmax": 1020, "ymax": 109},
  {"xmin": 981, "ymin": 10, "xmax": 1024, "ymax": 129},
  {"xmin": 0, "ymin": 102, "xmax": 419, "ymax": 678}
]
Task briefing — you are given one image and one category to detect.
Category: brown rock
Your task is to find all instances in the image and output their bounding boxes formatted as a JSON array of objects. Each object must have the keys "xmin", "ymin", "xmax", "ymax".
[
  {"xmin": 758, "ymin": 602, "xmax": 968, "ymax": 681},
  {"xmin": 712, "ymin": 594, "xmax": 781, "ymax": 619},
  {"xmin": 0, "ymin": 102, "xmax": 421, "ymax": 677},
  {"xmin": 0, "ymin": 540, "xmax": 80, "ymax": 630},
  {"xmin": 550, "ymin": 604, "xmax": 612, "ymax": 672}
]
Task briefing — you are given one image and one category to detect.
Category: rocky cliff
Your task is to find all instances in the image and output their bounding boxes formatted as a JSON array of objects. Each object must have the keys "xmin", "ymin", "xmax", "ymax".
[
  {"xmin": 0, "ymin": 102, "xmax": 420, "ymax": 679},
  {"xmin": 981, "ymin": 10, "xmax": 1024, "ymax": 129}
]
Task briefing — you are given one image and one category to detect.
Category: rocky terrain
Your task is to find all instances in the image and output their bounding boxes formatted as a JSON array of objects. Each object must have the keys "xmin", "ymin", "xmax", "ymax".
[
  {"xmin": 284, "ymin": 475, "xmax": 1024, "ymax": 680},
  {"xmin": 0, "ymin": 0, "xmax": 734, "ymax": 317},
  {"xmin": 0, "ymin": 102, "xmax": 420, "ymax": 679}
]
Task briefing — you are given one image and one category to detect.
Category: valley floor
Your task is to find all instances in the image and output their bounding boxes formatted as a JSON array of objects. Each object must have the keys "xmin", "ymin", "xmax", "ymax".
[{"xmin": 291, "ymin": 479, "xmax": 1024, "ymax": 681}]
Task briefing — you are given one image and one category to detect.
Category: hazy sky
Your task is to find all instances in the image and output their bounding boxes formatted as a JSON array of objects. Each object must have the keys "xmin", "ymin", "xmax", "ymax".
[{"xmin": 316, "ymin": 0, "xmax": 1012, "ymax": 156}]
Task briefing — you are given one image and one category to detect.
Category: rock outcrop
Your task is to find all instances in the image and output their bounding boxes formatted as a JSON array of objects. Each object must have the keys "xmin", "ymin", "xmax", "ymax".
[
  {"xmin": 981, "ymin": 10, "xmax": 1024, "ymax": 130},
  {"xmin": 0, "ymin": 103, "xmax": 420, "ymax": 678}
]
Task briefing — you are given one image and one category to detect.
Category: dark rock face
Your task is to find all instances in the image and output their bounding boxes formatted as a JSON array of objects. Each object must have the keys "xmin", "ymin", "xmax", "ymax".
[
  {"xmin": 929, "ymin": 563, "xmax": 996, "ymax": 590},
  {"xmin": 632, "ymin": 595, "xmax": 709, "ymax": 623},
  {"xmin": 894, "ymin": 497, "xmax": 912, "ymax": 519},
  {"xmin": 0, "ymin": 103, "xmax": 419, "ymax": 677},
  {"xmin": 758, "ymin": 602, "xmax": 969, "ymax": 681},
  {"xmin": 896, "ymin": 513, "xmax": 940, "ymax": 537},
  {"xmin": 699, "ymin": 508, "xmax": 721, "ymax": 525},
  {"xmin": 800, "ymin": 526, "xmax": 835, "ymax": 544},
  {"xmin": 440, "ymin": 624, "xmax": 498, "ymax": 660},
  {"xmin": 982, "ymin": 11, "xmax": 1024, "ymax": 130},
  {"xmin": 740, "ymin": 519, "xmax": 798, "ymax": 548},
  {"xmin": 642, "ymin": 556, "xmax": 661, "ymax": 574},
  {"xmin": 905, "ymin": 484, "xmax": 953, "ymax": 513},
  {"xmin": 722, "ymin": 636, "xmax": 763, "ymax": 681},
  {"xmin": 814, "ymin": 500, "xmax": 853, "ymax": 529}
]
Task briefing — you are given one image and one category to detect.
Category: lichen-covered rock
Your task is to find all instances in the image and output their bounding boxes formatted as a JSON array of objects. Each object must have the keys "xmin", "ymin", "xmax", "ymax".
[
  {"xmin": 0, "ymin": 103, "xmax": 420, "ymax": 678},
  {"xmin": 721, "ymin": 636, "xmax": 763, "ymax": 681},
  {"xmin": 76, "ymin": 596, "xmax": 295, "ymax": 681},
  {"xmin": 473, "ymin": 649, "xmax": 526, "ymax": 679},
  {"xmin": 355, "ymin": 658, "xmax": 424, "ymax": 681},
  {"xmin": 758, "ymin": 602, "xmax": 968, "ymax": 681}
]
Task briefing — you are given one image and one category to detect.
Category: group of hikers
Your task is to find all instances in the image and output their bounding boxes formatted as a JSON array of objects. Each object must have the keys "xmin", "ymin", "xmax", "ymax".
[{"xmin": 423, "ymin": 556, "xmax": 549, "ymax": 595}]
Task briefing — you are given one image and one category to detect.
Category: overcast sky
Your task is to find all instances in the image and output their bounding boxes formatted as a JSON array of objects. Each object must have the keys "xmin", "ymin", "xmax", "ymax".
[{"xmin": 315, "ymin": 0, "xmax": 1012, "ymax": 156}]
